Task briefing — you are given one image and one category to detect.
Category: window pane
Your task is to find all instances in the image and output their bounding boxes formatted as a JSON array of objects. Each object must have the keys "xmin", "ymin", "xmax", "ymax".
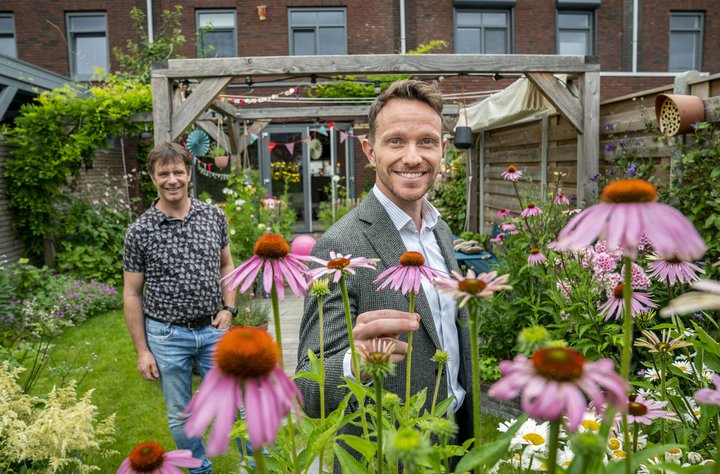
[
  {"xmin": 319, "ymin": 27, "xmax": 345, "ymax": 54},
  {"xmin": 318, "ymin": 11, "xmax": 344, "ymax": 25},
  {"xmin": 559, "ymin": 13, "xmax": 589, "ymax": 28},
  {"xmin": 559, "ymin": 31, "xmax": 589, "ymax": 55},
  {"xmin": 670, "ymin": 14, "xmax": 700, "ymax": 30},
  {"xmin": 669, "ymin": 32, "xmax": 697, "ymax": 70},
  {"xmin": 290, "ymin": 11, "xmax": 317, "ymax": 27},
  {"xmin": 0, "ymin": 37, "xmax": 16, "ymax": 57},
  {"xmin": 198, "ymin": 12, "xmax": 234, "ymax": 29},
  {"xmin": 483, "ymin": 12, "xmax": 507, "ymax": 27},
  {"xmin": 70, "ymin": 15, "xmax": 105, "ymax": 32},
  {"xmin": 484, "ymin": 29, "xmax": 507, "ymax": 53},
  {"xmin": 74, "ymin": 35, "xmax": 108, "ymax": 76},
  {"xmin": 456, "ymin": 28, "xmax": 480, "ymax": 53},
  {"xmin": 201, "ymin": 31, "xmax": 234, "ymax": 57},
  {"xmin": 293, "ymin": 30, "xmax": 316, "ymax": 55},
  {"xmin": 0, "ymin": 17, "xmax": 13, "ymax": 33},
  {"xmin": 457, "ymin": 11, "xmax": 482, "ymax": 27}
]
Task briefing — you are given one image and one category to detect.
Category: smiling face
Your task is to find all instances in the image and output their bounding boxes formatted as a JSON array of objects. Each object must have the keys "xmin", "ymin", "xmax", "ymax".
[
  {"xmin": 362, "ymin": 99, "xmax": 445, "ymax": 216},
  {"xmin": 151, "ymin": 159, "xmax": 190, "ymax": 207}
]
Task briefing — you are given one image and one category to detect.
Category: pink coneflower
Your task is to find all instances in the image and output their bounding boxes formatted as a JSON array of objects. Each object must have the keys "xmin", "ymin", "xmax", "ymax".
[
  {"xmin": 374, "ymin": 251, "xmax": 444, "ymax": 295},
  {"xmin": 695, "ymin": 374, "xmax": 720, "ymax": 406},
  {"xmin": 528, "ymin": 248, "xmax": 547, "ymax": 266},
  {"xmin": 625, "ymin": 394, "xmax": 679, "ymax": 425},
  {"xmin": 184, "ymin": 327, "xmax": 302, "ymax": 454},
  {"xmin": 488, "ymin": 347, "xmax": 628, "ymax": 431},
  {"xmin": 501, "ymin": 165, "xmax": 523, "ymax": 181},
  {"xmin": 598, "ymin": 283, "xmax": 657, "ymax": 321},
  {"xmin": 661, "ymin": 279, "xmax": 720, "ymax": 317},
  {"xmin": 490, "ymin": 232, "xmax": 506, "ymax": 244},
  {"xmin": 554, "ymin": 191, "xmax": 570, "ymax": 205},
  {"xmin": 501, "ymin": 222, "xmax": 517, "ymax": 232},
  {"xmin": 556, "ymin": 179, "xmax": 706, "ymax": 261},
  {"xmin": 118, "ymin": 442, "xmax": 200, "ymax": 473},
  {"xmin": 222, "ymin": 234, "xmax": 309, "ymax": 301},
  {"xmin": 647, "ymin": 254, "xmax": 705, "ymax": 286},
  {"xmin": 307, "ymin": 251, "xmax": 380, "ymax": 283},
  {"xmin": 521, "ymin": 203, "xmax": 543, "ymax": 217},
  {"xmin": 433, "ymin": 269, "xmax": 512, "ymax": 308},
  {"xmin": 497, "ymin": 209, "xmax": 511, "ymax": 217}
]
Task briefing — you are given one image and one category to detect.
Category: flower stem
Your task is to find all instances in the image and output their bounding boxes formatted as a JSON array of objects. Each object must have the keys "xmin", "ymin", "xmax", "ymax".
[
  {"xmin": 633, "ymin": 421, "xmax": 639, "ymax": 453},
  {"xmin": 271, "ymin": 283, "xmax": 283, "ymax": 368},
  {"xmin": 621, "ymin": 256, "xmax": 634, "ymax": 474},
  {"xmin": 547, "ymin": 420, "xmax": 561, "ymax": 474},
  {"xmin": 255, "ymin": 449, "xmax": 267, "ymax": 474},
  {"xmin": 468, "ymin": 301, "xmax": 482, "ymax": 453},
  {"xmin": 339, "ymin": 276, "xmax": 371, "ymax": 447},
  {"xmin": 405, "ymin": 290, "xmax": 415, "ymax": 421},
  {"xmin": 659, "ymin": 356, "xmax": 667, "ymax": 445},
  {"xmin": 431, "ymin": 360, "xmax": 445, "ymax": 416},
  {"xmin": 375, "ymin": 375, "xmax": 384, "ymax": 474},
  {"xmin": 318, "ymin": 294, "xmax": 326, "ymax": 472}
]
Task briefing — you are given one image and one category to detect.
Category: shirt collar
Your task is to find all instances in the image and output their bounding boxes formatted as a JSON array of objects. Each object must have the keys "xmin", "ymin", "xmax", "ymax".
[
  {"xmin": 150, "ymin": 196, "xmax": 197, "ymax": 224},
  {"xmin": 372, "ymin": 185, "xmax": 440, "ymax": 232}
]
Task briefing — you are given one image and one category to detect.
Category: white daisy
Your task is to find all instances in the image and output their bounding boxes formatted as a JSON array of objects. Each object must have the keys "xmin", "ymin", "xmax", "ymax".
[
  {"xmin": 509, "ymin": 418, "xmax": 551, "ymax": 453},
  {"xmin": 577, "ymin": 410, "xmax": 603, "ymax": 433},
  {"xmin": 673, "ymin": 359, "xmax": 693, "ymax": 374},
  {"xmin": 643, "ymin": 367, "xmax": 662, "ymax": 383}
]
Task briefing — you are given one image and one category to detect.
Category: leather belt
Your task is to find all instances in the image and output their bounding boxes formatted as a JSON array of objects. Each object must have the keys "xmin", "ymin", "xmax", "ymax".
[{"xmin": 145, "ymin": 315, "xmax": 214, "ymax": 329}]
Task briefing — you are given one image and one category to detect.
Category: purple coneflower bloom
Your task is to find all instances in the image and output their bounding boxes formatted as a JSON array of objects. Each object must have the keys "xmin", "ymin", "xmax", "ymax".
[
  {"xmin": 118, "ymin": 442, "xmax": 200, "ymax": 473},
  {"xmin": 647, "ymin": 254, "xmax": 705, "ymax": 286},
  {"xmin": 184, "ymin": 327, "xmax": 303, "ymax": 454},
  {"xmin": 625, "ymin": 394, "xmax": 679, "ymax": 425},
  {"xmin": 554, "ymin": 191, "xmax": 570, "ymax": 205},
  {"xmin": 488, "ymin": 347, "xmax": 628, "ymax": 431},
  {"xmin": 661, "ymin": 279, "xmax": 720, "ymax": 317},
  {"xmin": 374, "ymin": 251, "xmax": 444, "ymax": 295},
  {"xmin": 501, "ymin": 165, "xmax": 523, "ymax": 181},
  {"xmin": 598, "ymin": 283, "xmax": 657, "ymax": 321},
  {"xmin": 520, "ymin": 203, "xmax": 542, "ymax": 217},
  {"xmin": 528, "ymin": 248, "xmax": 547, "ymax": 266},
  {"xmin": 497, "ymin": 209, "xmax": 511, "ymax": 217},
  {"xmin": 433, "ymin": 269, "xmax": 512, "ymax": 308},
  {"xmin": 307, "ymin": 251, "xmax": 380, "ymax": 283},
  {"xmin": 695, "ymin": 374, "xmax": 720, "ymax": 406},
  {"xmin": 222, "ymin": 234, "xmax": 310, "ymax": 301},
  {"xmin": 556, "ymin": 179, "xmax": 706, "ymax": 261},
  {"xmin": 489, "ymin": 233, "xmax": 506, "ymax": 244}
]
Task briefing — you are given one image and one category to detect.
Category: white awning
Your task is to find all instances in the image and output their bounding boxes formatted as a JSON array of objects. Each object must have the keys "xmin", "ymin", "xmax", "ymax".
[{"xmin": 456, "ymin": 77, "xmax": 556, "ymax": 132}]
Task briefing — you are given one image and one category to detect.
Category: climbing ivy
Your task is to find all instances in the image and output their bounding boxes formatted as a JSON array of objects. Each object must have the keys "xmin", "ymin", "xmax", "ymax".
[{"xmin": 1, "ymin": 75, "xmax": 152, "ymax": 255}]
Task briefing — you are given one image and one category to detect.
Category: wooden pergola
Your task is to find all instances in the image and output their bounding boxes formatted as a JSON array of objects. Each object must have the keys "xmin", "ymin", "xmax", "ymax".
[{"xmin": 151, "ymin": 54, "xmax": 600, "ymax": 216}]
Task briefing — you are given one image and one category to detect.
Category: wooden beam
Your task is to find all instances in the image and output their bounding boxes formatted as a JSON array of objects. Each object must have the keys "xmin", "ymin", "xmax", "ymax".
[
  {"xmin": 525, "ymin": 72, "xmax": 584, "ymax": 133},
  {"xmin": 0, "ymin": 86, "xmax": 18, "ymax": 120},
  {"xmin": 151, "ymin": 76, "xmax": 173, "ymax": 143},
  {"xmin": 577, "ymin": 72, "xmax": 600, "ymax": 204},
  {"xmin": 152, "ymin": 54, "xmax": 600, "ymax": 79},
  {"xmin": 218, "ymin": 104, "xmax": 459, "ymax": 120},
  {"xmin": 170, "ymin": 77, "xmax": 233, "ymax": 141}
]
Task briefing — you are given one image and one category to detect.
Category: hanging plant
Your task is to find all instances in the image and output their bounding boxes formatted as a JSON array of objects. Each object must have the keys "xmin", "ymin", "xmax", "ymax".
[{"xmin": 208, "ymin": 145, "xmax": 229, "ymax": 170}]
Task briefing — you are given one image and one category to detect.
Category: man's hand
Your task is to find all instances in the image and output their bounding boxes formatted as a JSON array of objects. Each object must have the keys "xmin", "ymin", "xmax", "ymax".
[
  {"xmin": 352, "ymin": 309, "xmax": 420, "ymax": 364},
  {"xmin": 137, "ymin": 349, "xmax": 159, "ymax": 381},
  {"xmin": 213, "ymin": 310, "xmax": 233, "ymax": 330}
]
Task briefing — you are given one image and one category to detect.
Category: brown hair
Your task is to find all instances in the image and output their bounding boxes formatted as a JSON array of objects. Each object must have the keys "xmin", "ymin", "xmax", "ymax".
[
  {"xmin": 367, "ymin": 79, "xmax": 444, "ymax": 143},
  {"xmin": 147, "ymin": 142, "xmax": 192, "ymax": 175}
]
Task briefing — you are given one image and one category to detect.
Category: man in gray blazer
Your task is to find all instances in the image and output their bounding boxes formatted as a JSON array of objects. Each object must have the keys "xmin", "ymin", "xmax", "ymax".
[{"xmin": 295, "ymin": 80, "xmax": 474, "ymax": 446}]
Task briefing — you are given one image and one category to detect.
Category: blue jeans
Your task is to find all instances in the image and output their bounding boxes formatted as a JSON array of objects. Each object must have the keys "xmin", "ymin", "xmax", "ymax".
[{"xmin": 145, "ymin": 318, "xmax": 254, "ymax": 473}]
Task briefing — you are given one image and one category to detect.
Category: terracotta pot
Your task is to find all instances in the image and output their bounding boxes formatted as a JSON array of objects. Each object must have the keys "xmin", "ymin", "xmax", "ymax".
[
  {"xmin": 655, "ymin": 93, "xmax": 706, "ymax": 137},
  {"xmin": 214, "ymin": 155, "xmax": 229, "ymax": 170},
  {"xmin": 454, "ymin": 126, "xmax": 473, "ymax": 149}
]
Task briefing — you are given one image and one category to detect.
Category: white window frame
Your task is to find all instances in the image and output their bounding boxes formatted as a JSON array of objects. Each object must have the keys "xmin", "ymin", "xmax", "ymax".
[
  {"xmin": 196, "ymin": 9, "xmax": 237, "ymax": 58},
  {"xmin": 669, "ymin": 11, "xmax": 704, "ymax": 72},
  {"xmin": 66, "ymin": 12, "xmax": 109, "ymax": 81},
  {"xmin": 453, "ymin": 9, "xmax": 512, "ymax": 54},
  {"xmin": 556, "ymin": 10, "xmax": 595, "ymax": 56},
  {"xmin": 0, "ymin": 13, "xmax": 17, "ymax": 58},
  {"xmin": 288, "ymin": 8, "xmax": 347, "ymax": 56}
]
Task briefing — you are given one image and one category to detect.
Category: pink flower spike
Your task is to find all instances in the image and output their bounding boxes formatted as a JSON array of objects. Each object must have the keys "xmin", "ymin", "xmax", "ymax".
[
  {"xmin": 434, "ymin": 269, "xmax": 512, "ymax": 308},
  {"xmin": 647, "ymin": 254, "xmax": 705, "ymax": 286},
  {"xmin": 625, "ymin": 393, "xmax": 679, "ymax": 425},
  {"xmin": 556, "ymin": 179, "xmax": 705, "ymax": 261},
  {"xmin": 528, "ymin": 248, "xmax": 547, "ymax": 266},
  {"xmin": 598, "ymin": 283, "xmax": 657, "ymax": 321},
  {"xmin": 521, "ymin": 203, "xmax": 543, "ymax": 218},
  {"xmin": 374, "ymin": 251, "xmax": 445, "ymax": 295},
  {"xmin": 307, "ymin": 251, "xmax": 380, "ymax": 283},
  {"xmin": 554, "ymin": 191, "xmax": 570, "ymax": 205},
  {"xmin": 222, "ymin": 234, "xmax": 310, "ymax": 299},
  {"xmin": 488, "ymin": 348, "xmax": 628, "ymax": 431},
  {"xmin": 501, "ymin": 165, "xmax": 523, "ymax": 181},
  {"xmin": 695, "ymin": 374, "xmax": 720, "ymax": 406},
  {"xmin": 117, "ymin": 442, "xmax": 201, "ymax": 474},
  {"xmin": 184, "ymin": 328, "xmax": 303, "ymax": 454}
]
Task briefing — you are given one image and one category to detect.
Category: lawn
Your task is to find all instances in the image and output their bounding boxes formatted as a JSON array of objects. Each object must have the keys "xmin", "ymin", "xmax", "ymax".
[{"xmin": 24, "ymin": 309, "xmax": 505, "ymax": 472}]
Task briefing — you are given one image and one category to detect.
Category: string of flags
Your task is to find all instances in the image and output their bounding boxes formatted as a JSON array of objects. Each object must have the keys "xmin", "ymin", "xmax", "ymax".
[
  {"xmin": 244, "ymin": 122, "xmax": 369, "ymax": 153},
  {"xmin": 219, "ymin": 87, "xmax": 298, "ymax": 105},
  {"xmin": 195, "ymin": 158, "xmax": 231, "ymax": 180}
]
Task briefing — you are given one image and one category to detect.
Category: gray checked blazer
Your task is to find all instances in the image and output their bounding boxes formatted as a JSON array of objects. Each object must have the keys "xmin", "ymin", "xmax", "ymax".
[{"xmin": 295, "ymin": 190, "xmax": 474, "ymax": 443}]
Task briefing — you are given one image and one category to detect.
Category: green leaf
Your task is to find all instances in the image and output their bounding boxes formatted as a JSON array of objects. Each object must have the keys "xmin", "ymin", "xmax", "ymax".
[
  {"xmin": 334, "ymin": 442, "xmax": 369, "ymax": 472},
  {"xmin": 454, "ymin": 414, "xmax": 528, "ymax": 472},
  {"xmin": 335, "ymin": 434, "xmax": 376, "ymax": 461}
]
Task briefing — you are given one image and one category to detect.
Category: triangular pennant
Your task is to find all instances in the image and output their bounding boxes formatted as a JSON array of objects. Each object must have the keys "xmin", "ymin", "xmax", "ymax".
[
  {"xmin": 249, "ymin": 133, "xmax": 258, "ymax": 144},
  {"xmin": 356, "ymin": 134, "xmax": 368, "ymax": 140},
  {"xmin": 328, "ymin": 121, "xmax": 335, "ymax": 129},
  {"xmin": 302, "ymin": 136, "xmax": 312, "ymax": 145},
  {"xmin": 285, "ymin": 142, "xmax": 295, "ymax": 154},
  {"xmin": 318, "ymin": 126, "xmax": 328, "ymax": 136},
  {"xmin": 339, "ymin": 131, "xmax": 348, "ymax": 143},
  {"xmin": 268, "ymin": 142, "xmax": 277, "ymax": 153}
]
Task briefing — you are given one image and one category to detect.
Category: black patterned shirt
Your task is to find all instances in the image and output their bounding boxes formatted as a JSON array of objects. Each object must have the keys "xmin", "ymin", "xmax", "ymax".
[{"xmin": 123, "ymin": 197, "xmax": 230, "ymax": 323}]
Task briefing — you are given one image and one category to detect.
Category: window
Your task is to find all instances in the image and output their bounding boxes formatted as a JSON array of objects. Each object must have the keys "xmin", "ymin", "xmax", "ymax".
[
  {"xmin": 0, "ymin": 14, "xmax": 16, "ymax": 58},
  {"xmin": 557, "ymin": 11, "xmax": 594, "ymax": 55},
  {"xmin": 197, "ymin": 10, "xmax": 237, "ymax": 58},
  {"xmin": 669, "ymin": 12, "xmax": 703, "ymax": 71},
  {"xmin": 454, "ymin": 9, "xmax": 511, "ymax": 54},
  {"xmin": 67, "ymin": 13, "xmax": 108, "ymax": 80},
  {"xmin": 289, "ymin": 8, "xmax": 347, "ymax": 55}
]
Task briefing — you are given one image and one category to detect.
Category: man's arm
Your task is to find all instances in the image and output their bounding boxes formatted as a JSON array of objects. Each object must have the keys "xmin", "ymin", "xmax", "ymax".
[
  {"xmin": 213, "ymin": 245, "xmax": 236, "ymax": 330},
  {"xmin": 123, "ymin": 270, "xmax": 158, "ymax": 381}
]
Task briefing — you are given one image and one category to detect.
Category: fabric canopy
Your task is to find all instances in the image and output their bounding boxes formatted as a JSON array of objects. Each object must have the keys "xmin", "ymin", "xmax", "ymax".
[{"xmin": 455, "ymin": 77, "xmax": 556, "ymax": 132}]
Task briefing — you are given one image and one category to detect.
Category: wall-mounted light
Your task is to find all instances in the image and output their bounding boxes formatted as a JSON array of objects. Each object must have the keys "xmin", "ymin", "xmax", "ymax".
[
  {"xmin": 374, "ymin": 80, "xmax": 381, "ymax": 95},
  {"xmin": 257, "ymin": 5, "xmax": 267, "ymax": 21}
]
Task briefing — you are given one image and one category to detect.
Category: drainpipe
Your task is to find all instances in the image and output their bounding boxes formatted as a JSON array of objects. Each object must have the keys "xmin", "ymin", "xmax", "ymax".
[
  {"xmin": 399, "ymin": 0, "xmax": 406, "ymax": 54},
  {"xmin": 146, "ymin": 0, "xmax": 154, "ymax": 43},
  {"xmin": 632, "ymin": 0, "xmax": 638, "ymax": 72}
]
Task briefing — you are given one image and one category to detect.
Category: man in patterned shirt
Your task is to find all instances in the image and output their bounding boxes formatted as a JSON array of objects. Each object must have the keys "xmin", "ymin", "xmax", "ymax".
[{"xmin": 123, "ymin": 142, "xmax": 237, "ymax": 473}]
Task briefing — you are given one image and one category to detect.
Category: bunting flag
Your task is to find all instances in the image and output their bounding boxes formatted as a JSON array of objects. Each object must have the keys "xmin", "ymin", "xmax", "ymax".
[
  {"xmin": 318, "ymin": 126, "xmax": 328, "ymax": 136},
  {"xmin": 219, "ymin": 87, "xmax": 298, "ymax": 105},
  {"xmin": 268, "ymin": 142, "xmax": 277, "ymax": 153},
  {"xmin": 302, "ymin": 136, "xmax": 312, "ymax": 145},
  {"xmin": 196, "ymin": 160, "xmax": 230, "ymax": 180},
  {"xmin": 339, "ymin": 131, "xmax": 348, "ymax": 143},
  {"xmin": 249, "ymin": 133, "xmax": 258, "ymax": 144},
  {"xmin": 285, "ymin": 142, "xmax": 295, "ymax": 154}
]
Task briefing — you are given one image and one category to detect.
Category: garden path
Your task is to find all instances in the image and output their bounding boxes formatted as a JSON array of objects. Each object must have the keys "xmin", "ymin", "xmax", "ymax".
[{"xmin": 269, "ymin": 295, "xmax": 305, "ymax": 374}]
